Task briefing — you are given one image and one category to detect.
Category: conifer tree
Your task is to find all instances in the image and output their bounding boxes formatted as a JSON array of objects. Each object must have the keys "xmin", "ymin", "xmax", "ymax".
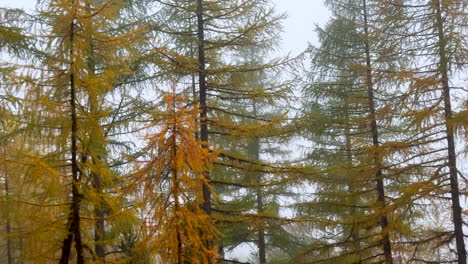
[
  {"xmin": 378, "ymin": 0, "xmax": 467, "ymax": 262},
  {"xmin": 131, "ymin": 88, "xmax": 219, "ymax": 264},
  {"xmin": 141, "ymin": 1, "xmax": 292, "ymax": 261},
  {"xmin": 302, "ymin": 16, "xmax": 369, "ymax": 262},
  {"xmin": 299, "ymin": 0, "xmax": 426, "ymax": 263},
  {"xmin": 210, "ymin": 46, "xmax": 301, "ymax": 263},
  {"xmin": 1, "ymin": 6, "xmax": 42, "ymax": 264},
  {"xmin": 1, "ymin": 0, "xmax": 465, "ymax": 263},
  {"xmin": 0, "ymin": 8, "xmax": 28, "ymax": 57},
  {"xmin": 0, "ymin": 0, "xmax": 144, "ymax": 262}
]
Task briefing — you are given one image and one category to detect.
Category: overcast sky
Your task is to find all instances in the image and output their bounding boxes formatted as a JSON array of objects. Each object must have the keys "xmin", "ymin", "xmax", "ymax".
[{"xmin": 275, "ymin": 0, "xmax": 330, "ymax": 54}]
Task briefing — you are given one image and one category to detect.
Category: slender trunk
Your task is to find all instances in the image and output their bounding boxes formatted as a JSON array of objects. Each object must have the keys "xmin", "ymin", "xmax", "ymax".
[
  {"xmin": 170, "ymin": 94, "xmax": 183, "ymax": 264},
  {"xmin": 196, "ymin": 0, "xmax": 211, "ymax": 220},
  {"xmin": 59, "ymin": 3, "xmax": 84, "ymax": 262},
  {"xmin": 251, "ymin": 102, "xmax": 266, "ymax": 264},
  {"xmin": 173, "ymin": 163, "xmax": 183, "ymax": 264},
  {"xmin": 362, "ymin": 1, "xmax": 393, "ymax": 263},
  {"xmin": 59, "ymin": 215, "xmax": 74, "ymax": 264},
  {"xmin": 92, "ymin": 169, "xmax": 106, "ymax": 259},
  {"xmin": 258, "ymin": 222, "xmax": 266, "ymax": 264},
  {"xmin": 196, "ymin": 2, "xmax": 214, "ymax": 262},
  {"xmin": 434, "ymin": 1, "xmax": 466, "ymax": 263},
  {"xmin": 218, "ymin": 244, "xmax": 225, "ymax": 259},
  {"xmin": 344, "ymin": 96, "xmax": 360, "ymax": 254},
  {"xmin": 4, "ymin": 170, "xmax": 13, "ymax": 264},
  {"xmin": 85, "ymin": 14, "xmax": 106, "ymax": 258},
  {"xmin": 190, "ymin": 38, "xmax": 199, "ymax": 141}
]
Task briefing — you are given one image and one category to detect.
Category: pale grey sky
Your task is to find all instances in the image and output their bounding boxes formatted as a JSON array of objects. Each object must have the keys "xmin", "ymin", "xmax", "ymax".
[{"xmin": 275, "ymin": 0, "xmax": 330, "ymax": 54}]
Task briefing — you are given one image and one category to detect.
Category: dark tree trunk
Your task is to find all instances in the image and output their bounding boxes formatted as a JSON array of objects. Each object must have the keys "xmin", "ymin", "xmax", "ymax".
[
  {"xmin": 434, "ymin": 1, "xmax": 466, "ymax": 263},
  {"xmin": 196, "ymin": 0, "xmax": 210, "ymax": 217},
  {"xmin": 362, "ymin": 1, "xmax": 393, "ymax": 263},
  {"xmin": 59, "ymin": 216, "xmax": 74, "ymax": 264},
  {"xmin": 59, "ymin": 3, "xmax": 84, "ymax": 262},
  {"xmin": 196, "ymin": 1, "xmax": 214, "ymax": 263}
]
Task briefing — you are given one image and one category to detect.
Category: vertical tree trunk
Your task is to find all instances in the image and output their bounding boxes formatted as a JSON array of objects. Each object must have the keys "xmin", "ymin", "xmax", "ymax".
[
  {"xmin": 92, "ymin": 169, "xmax": 106, "ymax": 260},
  {"xmin": 196, "ymin": 0, "xmax": 210, "ymax": 217},
  {"xmin": 251, "ymin": 101, "xmax": 266, "ymax": 264},
  {"xmin": 344, "ymin": 96, "xmax": 361, "ymax": 255},
  {"xmin": 434, "ymin": 1, "xmax": 466, "ymax": 263},
  {"xmin": 362, "ymin": 1, "xmax": 393, "ymax": 263},
  {"xmin": 190, "ymin": 39, "xmax": 199, "ymax": 141},
  {"xmin": 4, "ymin": 170, "xmax": 13, "ymax": 264},
  {"xmin": 59, "ymin": 2, "xmax": 84, "ymax": 262},
  {"xmin": 171, "ymin": 101, "xmax": 183, "ymax": 264},
  {"xmin": 85, "ymin": 15, "xmax": 106, "ymax": 258},
  {"xmin": 196, "ymin": 1, "xmax": 214, "ymax": 263}
]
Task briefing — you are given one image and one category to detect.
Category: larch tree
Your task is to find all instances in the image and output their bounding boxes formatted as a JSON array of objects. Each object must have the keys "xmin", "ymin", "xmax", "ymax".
[
  {"xmin": 378, "ymin": 0, "xmax": 467, "ymax": 262},
  {"xmin": 1, "ymin": 6, "xmax": 40, "ymax": 264},
  {"xmin": 131, "ymin": 89, "xmax": 219, "ymax": 264},
  {"xmin": 0, "ymin": 0, "xmax": 465, "ymax": 263},
  {"xmin": 210, "ymin": 46, "xmax": 300, "ymax": 263},
  {"xmin": 298, "ymin": 0, "xmax": 435, "ymax": 263},
  {"xmin": 301, "ymin": 15, "xmax": 370, "ymax": 262},
  {"xmin": 140, "ymin": 1, "xmax": 294, "ymax": 262},
  {"xmin": 1, "ymin": 0, "xmax": 143, "ymax": 262}
]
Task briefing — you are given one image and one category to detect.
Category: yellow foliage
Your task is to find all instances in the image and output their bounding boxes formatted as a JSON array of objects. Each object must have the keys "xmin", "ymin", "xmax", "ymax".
[{"xmin": 132, "ymin": 91, "xmax": 219, "ymax": 263}]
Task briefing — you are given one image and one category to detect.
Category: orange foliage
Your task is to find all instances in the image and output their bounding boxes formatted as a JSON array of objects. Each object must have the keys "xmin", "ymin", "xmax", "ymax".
[{"xmin": 132, "ymin": 89, "xmax": 219, "ymax": 263}]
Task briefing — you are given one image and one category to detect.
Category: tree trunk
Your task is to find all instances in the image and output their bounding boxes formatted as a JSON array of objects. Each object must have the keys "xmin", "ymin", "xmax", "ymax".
[
  {"xmin": 196, "ymin": 1, "xmax": 214, "ymax": 263},
  {"xmin": 434, "ymin": 1, "xmax": 466, "ymax": 263},
  {"xmin": 59, "ymin": 3, "xmax": 84, "ymax": 262},
  {"xmin": 196, "ymin": 0, "xmax": 210, "ymax": 217},
  {"xmin": 362, "ymin": 1, "xmax": 393, "ymax": 263},
  {"xmin": 92, "ymin": 169, "xmax": 106, "ymax": 260},
  {"xmin": 344, "ymin": 96, "xmax": 361, "ymax": 255},
  {"xmin": 85, "ymin": 15, "xmax": 106, "ymax": 258},
  {"xmin": 4, "ymin": 169, "xmax": 13, "ymax": 264},
  {"xmin": 251, "ymin": 101, "xmax": 266, "ymax": 264}
]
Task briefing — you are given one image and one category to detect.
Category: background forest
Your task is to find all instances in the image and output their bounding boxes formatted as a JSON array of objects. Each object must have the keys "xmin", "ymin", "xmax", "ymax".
[{"xmin": 0, "ymin": 0, "xmax": 467, "ymax": 263}]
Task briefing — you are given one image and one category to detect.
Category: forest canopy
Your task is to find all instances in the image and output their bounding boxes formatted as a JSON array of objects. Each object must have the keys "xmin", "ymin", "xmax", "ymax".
[{"xmin": 0, "ymin": 0, "xmax": 466, "ymax": 263}]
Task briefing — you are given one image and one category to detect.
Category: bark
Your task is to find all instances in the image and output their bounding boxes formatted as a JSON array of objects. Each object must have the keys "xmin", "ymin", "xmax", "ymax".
[
  {"xmin": 171, "ymin": 97, "xmax": 183, "ymax": 264},
  {"xmin": 434, "ymin": 1, "xmax": 466, "ymax": 263},
  {"xmin": 59, "ymin": 3, "xmax": 84, "ymax": 262},
  {"xmin": 196, "ymin": 1, "xmax": 214, "ymax": 262},
  {"xmin": 196, "ymin": 0, "xmax": 211, "ymax": 217},
  {"xmin": 173, "ymin": 160, "xmax": 183, "ymax": 264},
  {"xmin": 362, "ymin": 1, "xmax": 393, "ymax": 263}
]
